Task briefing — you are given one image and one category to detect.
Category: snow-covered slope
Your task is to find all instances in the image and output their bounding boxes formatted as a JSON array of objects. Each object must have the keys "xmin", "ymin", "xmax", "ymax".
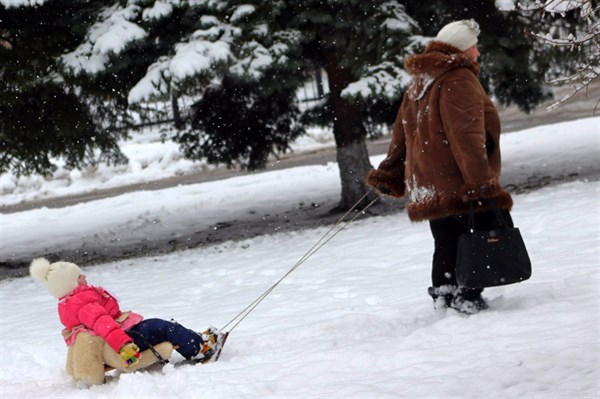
[
  {"xmin": 0, "ymin": 180, "xmax": 598, "ymax": 397},
  {"xmin": 0, "ymin": 116, "xmax": 598, "ymax": 397}
]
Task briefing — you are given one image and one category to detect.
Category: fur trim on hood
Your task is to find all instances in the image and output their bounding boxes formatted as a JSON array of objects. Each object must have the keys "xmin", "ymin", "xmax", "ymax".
[{"xmin": 404, "ymin": 41, "xmax": 479, "ymax": 101}]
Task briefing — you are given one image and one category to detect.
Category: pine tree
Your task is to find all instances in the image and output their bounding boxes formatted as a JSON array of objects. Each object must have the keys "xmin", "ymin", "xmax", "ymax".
[
  {"xmin": 0, "ymin": 0, "xmax": 127, "ymax": 176},
  {"xmin": 120, "ymin": 0, "xmax": 419, "ymax": 210},
  {"xmin": 167, "ymin": 0, "xmax": 307, "ymax": 171},
  {"xmin": 5, "ymin": 0, "xmax": 583, "ymax": 211},
  {"xmin": 103, "ymin": 1, "xmax": 563, "ymax": 210}
]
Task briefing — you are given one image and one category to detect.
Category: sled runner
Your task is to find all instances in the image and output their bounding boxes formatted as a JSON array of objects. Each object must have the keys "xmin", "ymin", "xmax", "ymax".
[{"xmin": 214, "ymin": 331, "xmax": 229, "ymax": 361}]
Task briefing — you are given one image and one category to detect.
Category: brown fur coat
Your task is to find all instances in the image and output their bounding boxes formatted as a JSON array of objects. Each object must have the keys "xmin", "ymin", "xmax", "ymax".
[{"xmin": 367, "ymin": 41, "xmax": 512, "ymax": 221}]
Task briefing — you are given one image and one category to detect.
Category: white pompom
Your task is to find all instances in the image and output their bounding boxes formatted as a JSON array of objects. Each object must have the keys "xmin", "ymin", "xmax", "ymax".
[{"xmin": 30, "ymin": 258, "xmax": 51, "ymax": 281}]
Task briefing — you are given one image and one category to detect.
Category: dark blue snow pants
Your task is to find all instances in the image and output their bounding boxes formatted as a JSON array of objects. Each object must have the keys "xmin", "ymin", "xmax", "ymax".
[{"xmin": 127, "ymin": 318, "xmax": 203, "ymax": 360}]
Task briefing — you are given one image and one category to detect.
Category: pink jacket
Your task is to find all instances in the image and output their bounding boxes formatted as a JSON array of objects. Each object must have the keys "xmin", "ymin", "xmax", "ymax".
[{"xmin": 58, "ymin": 285, "xmax": 142, "ymax": 352}]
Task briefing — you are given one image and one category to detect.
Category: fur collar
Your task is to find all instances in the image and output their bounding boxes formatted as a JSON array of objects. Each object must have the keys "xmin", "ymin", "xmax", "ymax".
[{"xmin": 404, "ymin": 41, "xmax": 479, "ymax": 101}]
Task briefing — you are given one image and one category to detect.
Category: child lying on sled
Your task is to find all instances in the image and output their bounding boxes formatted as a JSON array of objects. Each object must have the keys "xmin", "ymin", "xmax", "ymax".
[{"xmin": 30, "ymin": 258, "xmax": 224, "ymax": 382}]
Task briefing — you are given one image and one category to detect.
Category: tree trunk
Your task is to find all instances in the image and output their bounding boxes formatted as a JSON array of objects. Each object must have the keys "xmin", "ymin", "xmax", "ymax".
[
  {"xmin": 171, "ymin": 89, "xmax": 184, "ymax": 129},
  {"xmin": 323, "ymin": 53, "xmax": 377, "ymax": 211}
]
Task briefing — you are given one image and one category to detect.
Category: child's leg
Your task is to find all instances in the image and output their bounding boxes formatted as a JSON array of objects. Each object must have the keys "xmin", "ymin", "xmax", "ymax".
[{"xmin": 127, "ymin": 318, "xmax": 202, "ymax": 360}]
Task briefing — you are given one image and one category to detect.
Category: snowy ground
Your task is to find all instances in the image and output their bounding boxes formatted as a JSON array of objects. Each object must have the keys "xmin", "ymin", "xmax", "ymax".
[
  {"xmin": 0, "ymin": 117, "xmax": 598, "ymax": 397},
  {"xmin": 0, "ymin": 181, "xmax": 598, "ymax": 398}
]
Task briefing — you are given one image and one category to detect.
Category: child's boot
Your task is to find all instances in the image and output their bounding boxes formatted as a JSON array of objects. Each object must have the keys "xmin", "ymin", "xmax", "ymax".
[{"xmin": 195, "ymin": 326, "xmax": 225, "ymax": 363}]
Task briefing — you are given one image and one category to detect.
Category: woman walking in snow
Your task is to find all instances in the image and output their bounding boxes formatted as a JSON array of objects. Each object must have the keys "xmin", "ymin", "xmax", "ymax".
[
  {"xmin": 30, "ymin": 258, "xmax": 224, "ymax": 368},
  {"xmin": 367, "ymin": 20, "xmax": 514, "ymax": 314}
]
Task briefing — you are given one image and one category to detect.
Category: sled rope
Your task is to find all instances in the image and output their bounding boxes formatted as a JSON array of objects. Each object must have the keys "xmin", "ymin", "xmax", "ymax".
[
  {"xmin": 221, "ymin": 190, "xmax": 379, "ymax": 333},
  {"xmin": 128, "ymin": 330, "xmax": 169, "ymax": 365}
]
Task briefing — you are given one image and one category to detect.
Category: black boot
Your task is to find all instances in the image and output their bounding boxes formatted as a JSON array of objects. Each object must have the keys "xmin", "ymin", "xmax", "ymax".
[
  {"xmin": 450, "ymin": 288, "xmax": 488, "ymax": 314},
  {"xmin": 427, "ymin": 285, "xmax": 457, "ymax": 310}
]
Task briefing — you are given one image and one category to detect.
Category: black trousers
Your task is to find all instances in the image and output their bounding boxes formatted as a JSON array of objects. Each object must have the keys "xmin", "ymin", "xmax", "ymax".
[{"xmin": 429, "ymin": 208, "xmax": 514, "ymax": 288}]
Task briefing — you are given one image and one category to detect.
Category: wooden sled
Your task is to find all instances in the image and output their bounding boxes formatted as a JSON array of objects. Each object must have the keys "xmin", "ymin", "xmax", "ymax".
[{"xmin": 66, "ymin": 331, "xmax": 174, "ymax": 385}]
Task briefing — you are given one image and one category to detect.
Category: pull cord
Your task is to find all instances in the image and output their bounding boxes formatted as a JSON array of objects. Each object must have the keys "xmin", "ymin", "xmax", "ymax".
[{"xmin": 221, "ymin": 190, "xmax": 379, "ymax": 333}]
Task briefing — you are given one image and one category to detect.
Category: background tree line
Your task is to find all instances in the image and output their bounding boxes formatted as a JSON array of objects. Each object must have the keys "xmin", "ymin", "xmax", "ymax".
[{"xmin": 0, "ymin": 0, "xmax": 596, "ymax": 209}]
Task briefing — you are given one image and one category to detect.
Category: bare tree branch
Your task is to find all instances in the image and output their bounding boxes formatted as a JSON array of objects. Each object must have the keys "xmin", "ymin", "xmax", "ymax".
[
  {"xmin": 534, "ymin": 25, "xmax": 599, "ymax": 46},
  {"xmin": 516, "ymin": 0, "xmax": 599, "ymax": 111}
]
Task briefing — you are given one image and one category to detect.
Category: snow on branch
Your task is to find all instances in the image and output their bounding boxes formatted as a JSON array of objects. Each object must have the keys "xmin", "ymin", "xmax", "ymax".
[
  {"xmin": 230, "ymin": 4, "xmax": 256, "ymax": 23},
  {"xmin": 342, "ymin": 61, "xmax": 411, "ymax": 101},
  {"xmin": 141, "ymin": 1, "xmax": 174, "ymax": 21},
  {"xmin": 546, "ymin": 61, "xmax": 599, "ymax": 111},
  {"xmin": 0, "ymin": 0, "xmax": 47, "ymax": 7},
  {"xmin": 128, "ymin": 38, "xmax": 232, "ymax": 104},
  {"xmin": 229, "ymin": 30, "xmax": 300, "ymax": 80},
  {"xmin": 534, "ymin": 28, "xmax": 599, "ymax": 49},
  {"xmin": 128, "ymin": 15, "xmax": 237, "ymax": 103},
  {"xmin": 517, "ymin": 0, "xmax": 593, "ymax": 15},
  {"xmin": 61, "ymin": 4, "xmax": 147, "ymax": 76},
  {"xmin": 379, "ymin": 1, "xmax": 418, "ymax": 32},
  {"xmin": 128, "ymin": 57, "xmax": 172, "ymax": 104}
]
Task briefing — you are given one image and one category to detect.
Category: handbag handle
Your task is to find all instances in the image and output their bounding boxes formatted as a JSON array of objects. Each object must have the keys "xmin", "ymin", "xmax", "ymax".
[{"xmin": 467, "ymin": 198, "xmax": 509, "ymax": 232}]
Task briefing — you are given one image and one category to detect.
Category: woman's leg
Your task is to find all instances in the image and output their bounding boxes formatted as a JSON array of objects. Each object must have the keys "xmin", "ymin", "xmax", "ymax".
[
  {"xmin": 429, "ymin": 215, "xmax": 464, "ymax": 288},
  {"xmin": 127, "ymin": 318, "xmax": 202, "ymax": 360}
]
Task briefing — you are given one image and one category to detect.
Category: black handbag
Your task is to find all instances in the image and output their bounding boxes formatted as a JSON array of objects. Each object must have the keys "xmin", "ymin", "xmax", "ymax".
[{"xmin": 456, "ymin": 200, "xmax": 532, "ymax": 288}]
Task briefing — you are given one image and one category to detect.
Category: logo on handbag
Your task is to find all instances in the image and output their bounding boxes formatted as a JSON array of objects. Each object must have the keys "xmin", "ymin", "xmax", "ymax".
[{"xmin": 487, "ymin": 229, "xmax": 499, "ymax": 243}]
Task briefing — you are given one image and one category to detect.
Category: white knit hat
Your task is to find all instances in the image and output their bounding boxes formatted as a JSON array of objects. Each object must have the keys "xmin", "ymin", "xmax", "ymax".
[
  {"xmin": 30, "ymin": 258, "xmax": 81, "ymax": 298},
  {"xmin": 435, "ymin": 19, "xmax": 480, "ymax": 51}
]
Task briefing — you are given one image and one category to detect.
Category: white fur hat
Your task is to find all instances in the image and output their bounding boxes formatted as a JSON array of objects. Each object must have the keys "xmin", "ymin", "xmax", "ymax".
[
  {"xmin": 435, "ymin": 19, "xmax": 480, "ymax": 51},
  {"xmin": 30, "ymin": 258, "xmax": 81, "ymax": 298}
]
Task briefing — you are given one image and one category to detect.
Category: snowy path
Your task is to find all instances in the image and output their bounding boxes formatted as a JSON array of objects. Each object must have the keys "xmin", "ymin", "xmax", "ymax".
[{"xmin": 1, "ymin": 117, "xmax": 598, "ymax": 272}]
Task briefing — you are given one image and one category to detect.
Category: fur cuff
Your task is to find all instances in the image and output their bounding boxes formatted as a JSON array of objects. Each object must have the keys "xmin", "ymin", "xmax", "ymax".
[
  {"xmin": 366, "ymin": 169, "xmax": 405, "ymax": 198},
  {"xmin": 460, "ymin": 178, "xmax": 504, "ymax": 202}
]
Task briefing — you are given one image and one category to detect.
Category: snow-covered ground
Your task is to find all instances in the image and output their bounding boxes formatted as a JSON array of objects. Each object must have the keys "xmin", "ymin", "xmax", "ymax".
[{"xmin": 0, "ymin": 117, "xmax": 599, "ymax": 397}]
